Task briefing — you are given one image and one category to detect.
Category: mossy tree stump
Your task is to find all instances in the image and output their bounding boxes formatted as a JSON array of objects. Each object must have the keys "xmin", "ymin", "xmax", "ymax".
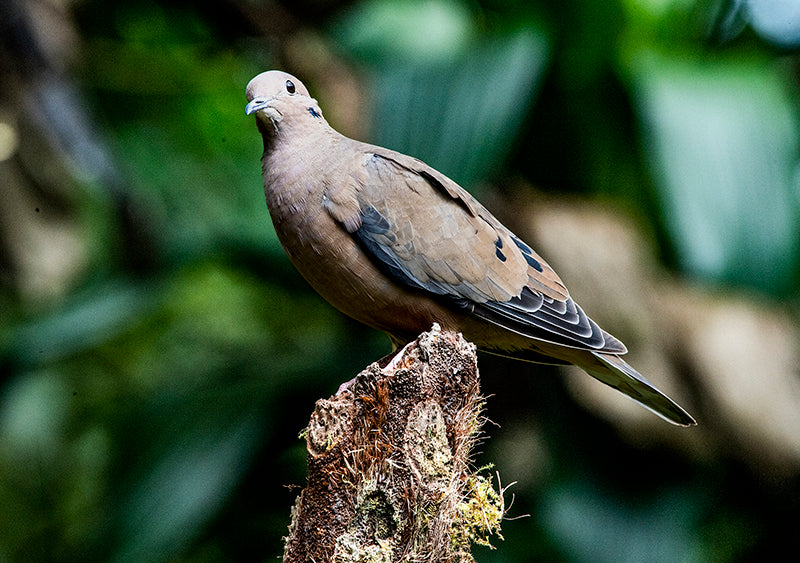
[{"xmin": 283, "ymin": 325, "xmax": 503, "ymax": 562}]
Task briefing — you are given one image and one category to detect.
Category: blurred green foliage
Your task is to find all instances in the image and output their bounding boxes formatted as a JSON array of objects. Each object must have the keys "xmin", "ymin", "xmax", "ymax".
[
  {"xmin": 1, "ymin": 0, "xmax": 799, "ymax": 561},
  {"xmin": 334, "ymin": 0, "xmax": 549, "ymax": 188},
  {"xmin": 631, "ymin": 51, "xmax": 800, "ymax": 294}
]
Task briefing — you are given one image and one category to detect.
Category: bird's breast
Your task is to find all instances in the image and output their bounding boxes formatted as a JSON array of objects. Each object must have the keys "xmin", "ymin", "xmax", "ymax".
[{"xmin": 260, "ymin": 149, "xmax": 460, "ymax": 341}]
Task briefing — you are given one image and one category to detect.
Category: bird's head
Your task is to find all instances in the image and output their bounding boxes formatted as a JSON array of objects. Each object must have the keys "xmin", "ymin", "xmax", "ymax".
[{"xmin": 245, "ymin": 71, "xmax": 324, "ymax": 138}]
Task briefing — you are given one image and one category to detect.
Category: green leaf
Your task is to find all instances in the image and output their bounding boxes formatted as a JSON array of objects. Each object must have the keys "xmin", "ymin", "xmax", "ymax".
[
  {"xmin": 109, "ymin": 398, "xmax": 261, "ymax": 563},
  {"xmin": 368, "ymin": 29, "xmax": 549, "ymax": 189},
  {"xmin": 333, "ymin": 0, "xmax": 549, "ymax": 190},
  {"xmin": 631, "ymin": 52, "xmax": 800, "ymax": 294},
  {"xmin": 540, "ymin": 483, "xmax": 703, "ymax": 563},
  {"xmin": 8, "ymin": 282, "xmax": 157, "ymax": 365}
]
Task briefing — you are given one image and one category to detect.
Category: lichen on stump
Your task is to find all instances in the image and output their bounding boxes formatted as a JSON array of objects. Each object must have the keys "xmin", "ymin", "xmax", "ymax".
[{"xmin": 283, "ymin": 325, "xmax": 503, "ymax": 562}]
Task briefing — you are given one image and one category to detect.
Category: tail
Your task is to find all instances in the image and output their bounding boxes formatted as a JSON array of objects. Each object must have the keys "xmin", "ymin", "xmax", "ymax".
[{"xmin": 580, "ymin": 351, "xmax": 696, "ymax": 426}]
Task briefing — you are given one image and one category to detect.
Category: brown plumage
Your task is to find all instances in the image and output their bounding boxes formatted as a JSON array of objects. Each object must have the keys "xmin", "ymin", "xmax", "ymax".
[{"xmin": 245, "ymin": 70, "xmax": 695, "ymax": 426}]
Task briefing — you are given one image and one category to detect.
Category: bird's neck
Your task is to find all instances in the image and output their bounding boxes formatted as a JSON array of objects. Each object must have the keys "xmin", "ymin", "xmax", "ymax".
[
  {"xmin": 262, "ymin": 115, "xmax": 336, "ymax": 159},
  {"xmin": 260, "ymin": 120, "xmax": 345, "ymax": 205}
]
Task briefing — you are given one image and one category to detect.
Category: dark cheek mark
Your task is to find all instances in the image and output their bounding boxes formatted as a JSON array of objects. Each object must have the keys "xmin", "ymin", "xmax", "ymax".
[{"xmin": 307, "ymin": 107, "xmax": 321, "ymax": 118}]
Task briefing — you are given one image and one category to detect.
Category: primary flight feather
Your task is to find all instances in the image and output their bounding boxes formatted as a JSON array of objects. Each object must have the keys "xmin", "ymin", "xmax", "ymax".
[{"xmin": 245, "ymin": 70, "xmax": 695, "ymax": 426}]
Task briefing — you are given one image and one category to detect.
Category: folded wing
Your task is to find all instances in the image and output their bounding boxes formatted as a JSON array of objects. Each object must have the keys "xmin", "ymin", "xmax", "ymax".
[{"xmin": 324, "ymin": 150, "xmax": 624, "ymax": 354}]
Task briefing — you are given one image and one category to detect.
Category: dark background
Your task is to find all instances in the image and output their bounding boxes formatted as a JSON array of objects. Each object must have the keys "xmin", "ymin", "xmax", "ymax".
[{"xmin": 2, "ymin": 0, "xmax": 800, "ymax": 561}]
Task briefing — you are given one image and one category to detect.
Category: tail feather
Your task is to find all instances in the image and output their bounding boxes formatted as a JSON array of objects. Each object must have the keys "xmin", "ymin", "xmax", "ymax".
[{"xmin": 582, "ymin": 352, "xmax": 696, "ymax": 426}]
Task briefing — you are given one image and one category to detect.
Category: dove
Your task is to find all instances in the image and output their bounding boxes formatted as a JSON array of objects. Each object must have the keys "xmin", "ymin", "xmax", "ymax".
[{"xmin": 245, "ymin": 70, "xmax": 695, "ymax": 426}]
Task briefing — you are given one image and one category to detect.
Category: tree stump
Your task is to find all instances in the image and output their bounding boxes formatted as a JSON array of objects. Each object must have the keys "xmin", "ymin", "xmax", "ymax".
[{"xmin": 283, "ymin": 325, "xmax": 503, "ymax": 562}]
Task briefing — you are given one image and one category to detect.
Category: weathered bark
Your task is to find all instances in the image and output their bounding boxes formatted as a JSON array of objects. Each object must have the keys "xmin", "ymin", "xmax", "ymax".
[{"xmin": 283, "ymin": 325, "xmax": 502, "ymax": 562}]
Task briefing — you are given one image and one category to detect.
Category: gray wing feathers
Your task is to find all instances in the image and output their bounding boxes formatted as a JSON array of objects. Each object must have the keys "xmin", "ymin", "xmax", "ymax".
[
  {"xmin": 585, "ymin": 352, "xmax": 696, "ymax": 426},
  {"xmin": 350, "ymin": 154, "xmax": 626, "ymax": 353}
]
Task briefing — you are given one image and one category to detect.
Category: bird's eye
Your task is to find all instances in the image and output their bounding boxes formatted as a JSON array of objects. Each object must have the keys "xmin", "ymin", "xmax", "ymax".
[{"xmin": 286, "ymin": 80, "xmax": 296, "ymax": 94}]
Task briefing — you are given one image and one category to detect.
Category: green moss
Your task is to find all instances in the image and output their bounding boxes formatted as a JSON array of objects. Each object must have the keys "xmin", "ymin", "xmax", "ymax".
[{"xmin": 453, "ymin": 474, "xmax": 504, "ymax": 551}]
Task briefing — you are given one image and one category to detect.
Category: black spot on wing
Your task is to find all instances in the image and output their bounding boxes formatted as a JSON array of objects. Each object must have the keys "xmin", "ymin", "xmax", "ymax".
[
  {"xmin": 512, "ymin": 237, "xmax": 532, "ymax": 253},
  {"xmin": 513, "ymin": 236, "xmax": 543, "ymax": 272},
  {"xmin": 494, "ymin": 237, "xmax": 506, "ymax": 262},
  {"xmin": 522, "ymin": 253, "xmax": 542, "ymax": 271}
]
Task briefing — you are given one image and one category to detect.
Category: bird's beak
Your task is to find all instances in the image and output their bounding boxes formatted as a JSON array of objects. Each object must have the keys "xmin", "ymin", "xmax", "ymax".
[{"xmin": 245, "ymin": 97, "xmax": 273, "ymax": 116}]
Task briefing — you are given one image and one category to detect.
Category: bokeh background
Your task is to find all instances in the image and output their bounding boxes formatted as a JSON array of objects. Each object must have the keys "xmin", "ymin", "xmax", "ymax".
[{"xmin": 2, "ymin": 0, "xmax": 800, "ymax": 561}]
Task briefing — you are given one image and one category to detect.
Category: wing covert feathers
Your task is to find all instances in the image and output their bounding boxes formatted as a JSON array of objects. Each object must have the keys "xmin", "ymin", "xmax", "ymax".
[{"xmin": 334, "ymin": 150, "xmax": 623, "ymax": 353}]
